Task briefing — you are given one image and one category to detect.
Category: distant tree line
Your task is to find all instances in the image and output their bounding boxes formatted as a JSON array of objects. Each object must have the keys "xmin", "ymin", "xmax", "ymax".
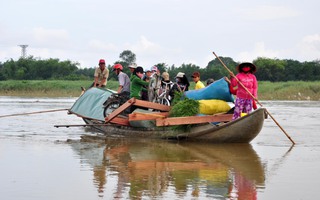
[{"xmin": 0, "ymin": 50, "xmax": 319, "ymax": 82}]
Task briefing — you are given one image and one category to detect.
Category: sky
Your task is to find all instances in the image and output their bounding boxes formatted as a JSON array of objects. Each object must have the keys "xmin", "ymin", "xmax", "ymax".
[{"xmin": 0, "ymin": 0, "xmax": 319, "ymax": 69}]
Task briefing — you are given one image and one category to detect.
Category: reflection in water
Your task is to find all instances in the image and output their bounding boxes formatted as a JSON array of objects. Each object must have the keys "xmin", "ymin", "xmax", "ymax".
[{"xmin": 70, "ymin": 138, "xmax": 265, "ymax": 199}]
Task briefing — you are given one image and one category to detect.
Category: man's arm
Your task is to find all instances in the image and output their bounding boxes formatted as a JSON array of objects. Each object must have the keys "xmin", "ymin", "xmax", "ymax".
[
  {"xmin": 117, "ymin": 85, "xmax": 123, "ymax": 93},
  {"xmin": 100, "ymin": 77, "xmax": 107, "ymax": 87},
  {"xmin": 93, "ymin": 77, "xmax": 99, "ymax": 87}
]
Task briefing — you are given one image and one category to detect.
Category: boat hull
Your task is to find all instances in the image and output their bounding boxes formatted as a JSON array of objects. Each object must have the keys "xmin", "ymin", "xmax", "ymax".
[
  {"xmin": 69, "ymin": 87, "xmax": 266, "ymax": 143},
  {"xmin": 82, "ymin": 108, "xmax": 266, "ymax": 143}
]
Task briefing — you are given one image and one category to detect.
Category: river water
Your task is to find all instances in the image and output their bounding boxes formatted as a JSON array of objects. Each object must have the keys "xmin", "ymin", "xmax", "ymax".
[{"xmin": 0, "ymin": 97, "xmax": 319, "ymax": 200}]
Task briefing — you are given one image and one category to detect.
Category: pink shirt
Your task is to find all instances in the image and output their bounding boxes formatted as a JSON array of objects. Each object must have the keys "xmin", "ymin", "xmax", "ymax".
[{"xmin": 231, "ymin": 73, "xmax": 258, "ymax": 99}]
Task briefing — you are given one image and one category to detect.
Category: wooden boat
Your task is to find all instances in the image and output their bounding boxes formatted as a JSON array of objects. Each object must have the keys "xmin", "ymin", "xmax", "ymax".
[{"xmin": 67, "ymin": 87, "xmax": 267, "ymax": 143}]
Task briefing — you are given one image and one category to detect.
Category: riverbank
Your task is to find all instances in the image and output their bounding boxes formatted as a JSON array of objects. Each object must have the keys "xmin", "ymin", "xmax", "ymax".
[{"xmin": 0, "ymin": 80, "xmax": 319, "ymax": 100}]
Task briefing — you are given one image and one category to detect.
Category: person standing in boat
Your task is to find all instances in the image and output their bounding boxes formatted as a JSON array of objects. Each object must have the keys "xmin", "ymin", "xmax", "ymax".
[
  {"xmin": 91, "ymin": 59, "xmax": 109, "ymax": 88},
  {"xmin": 130, "ymin": 66, "xmax": 149, "ymax": 112},
  {"xmin": 112, "ymin": 63, "xmax": 130, "ymax": 95},
  {"xmin": 161, "ymin": 72, "xmax": 174, "ymax": 102},
  {"xmin": 173, "ymin": 72, "xmax": 190, "ymax": 92},
  {"xmin": 148, "ymin": 66, "xmax": 162, "ymax": 102},
  {"xmin": 229, "ymin": 62, "xmax": 258, "ymax": 120},
  {"xmin": 191, "ymin": 71, "xmax": 205, "ymax": 90},
  {"xmin": 224, "ymin": 76, "xmax": 257, "ymax": 114},
  {"xmin": 128, "ymin": 63, "xmax": 137, "ymax": 77},
  {"xmin": 141, "ymin": 68, "xmax": 152, "ymax": 101},
  {"xmin": 169, "ymin": 72, "xmax": 190, "ymax": 101},
  {"xmin": 161, "ymin": 72, "xmax": 173, "ymax": 90},
  {"xmin": 206, "ymin": 78, "xmax": 215, "ymax": 86}
]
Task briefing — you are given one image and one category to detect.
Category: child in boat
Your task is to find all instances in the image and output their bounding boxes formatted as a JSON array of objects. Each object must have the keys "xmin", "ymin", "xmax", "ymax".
[
  {"xmin": 191, "ymin": 71, "xmax": 205, "ymax": 90},
  {"xmin": 229, "ymin": 63, "xmax": 258, "ymax": 120}
]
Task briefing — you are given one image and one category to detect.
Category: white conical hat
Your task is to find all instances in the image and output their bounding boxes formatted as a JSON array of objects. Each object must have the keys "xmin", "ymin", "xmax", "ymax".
[{"xmin": 176, "ymin": 72, "xmax": 185, "ymax": 78}]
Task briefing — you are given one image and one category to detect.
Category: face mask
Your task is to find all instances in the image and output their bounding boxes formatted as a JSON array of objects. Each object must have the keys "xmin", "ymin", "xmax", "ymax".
[
  {"xmin": 137, "ymin": 72, "xmax": 144, "ymax": 78},
  {"xmin": 242, "ymin": 67, "xmax": 251, "ymax": 72}
]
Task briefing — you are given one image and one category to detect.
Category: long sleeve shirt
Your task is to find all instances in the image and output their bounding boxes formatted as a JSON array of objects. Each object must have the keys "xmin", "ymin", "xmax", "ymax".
[
  {"xmin": 230, "ymin": 73, "xmax": 258, "ymax": 99},
  {"xmin": 130, "ymin": 75, "xmax": 149, "ymax": 99}
]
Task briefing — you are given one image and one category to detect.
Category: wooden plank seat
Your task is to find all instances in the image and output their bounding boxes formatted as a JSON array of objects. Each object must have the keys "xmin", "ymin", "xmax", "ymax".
[{"xmin": 129, "ymin": 112, "xmax": 169, "ymax": 121}]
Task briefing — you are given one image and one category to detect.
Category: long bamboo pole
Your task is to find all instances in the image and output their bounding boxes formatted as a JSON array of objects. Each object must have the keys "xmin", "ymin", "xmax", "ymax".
[
  {"xmin": 0, "ymin": 108, "xmax": 69, "ymax": 118},
  {"xmin": 212, "ymin": 52, "xmax": 295, "ymax": 144},
  {"xmin": 54, "ymin": 123, "xmax": 111, "ymax": 128}
]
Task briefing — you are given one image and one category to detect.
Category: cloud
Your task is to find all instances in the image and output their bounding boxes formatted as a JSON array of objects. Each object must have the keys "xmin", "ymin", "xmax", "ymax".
[
  {"xmin": 297, "ymin": 34, "xmax": 320, "ymax": 61},
  {"xmin": 128, "ymin": 36, "xmax": 162, "ymax": 54},
  {"xmin": 32, "ymin": 27, "xmax": 71, "ymax": 48},
  {"xmin": 120, "ymin": 36, "xmax": 185, "ymax": 67},
  {"xmin": 88, "ymin": 40, "xmax": 117, "ymax": 52},
  {"xmin": 0, "ymin": 46, "xmax": 21, "ymax": 61},
  {"xmin": 236, "ymin": 42, "xmax": 280, "ymax": 62},
  {"xmin": 235, "ymin": 34, "xmax": 320, "ymax": 63},
  {"xmin": 238, "ymin": 5, "xmax": 301, "ymax": 20}
]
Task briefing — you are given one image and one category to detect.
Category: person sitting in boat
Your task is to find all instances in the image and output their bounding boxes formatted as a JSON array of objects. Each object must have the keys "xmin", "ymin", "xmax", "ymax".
[
  {"xmin": 191, "ymin": 71, "xmax": 205, "ymax": 90},
  {"xmin": 90, "ymin": 59, "xmax": 109, "ymax": 88},
  {"xmin": 229, "ymin": 63, "xmax": 258, "ymax": 120},
  {"xmin": 130, "ymin": 66, "xmax": 149, "ymax": 112},
  {"xmin": 112, "ymin": 63, "xmax": 130, "ymax": 97}
]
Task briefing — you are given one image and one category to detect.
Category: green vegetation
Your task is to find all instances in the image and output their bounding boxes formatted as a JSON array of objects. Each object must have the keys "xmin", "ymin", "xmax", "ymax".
[
  {"xmin": 0, "ymin": 49, "xmax": 319, "ymax": 100},
  {"xmin": 169, "ymin": 98, "xmax": 200, "ymax": 117},
  {"xmin": 1, "ymin": 50, "xmax": 320, "ymax": 83},
  {"xmin": 0, "ymin": 80, "xmax": 319, "ymax": 100},
  {"xmin": 258, "ymin": 81, "xmax": 320, "ymax": 100},
  {"xmin": 169, "ymin": 98, "xmax": 200, "ymax": 131},
  {"xmin": 0, "ymin": 80, "xmax": 118, "ymax": 97}
]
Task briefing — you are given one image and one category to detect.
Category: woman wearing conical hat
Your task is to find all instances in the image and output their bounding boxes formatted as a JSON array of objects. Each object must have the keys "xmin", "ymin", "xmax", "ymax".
[{"xmin": 229, "ymin": 62, "xmax": 258, "ymax": 120}]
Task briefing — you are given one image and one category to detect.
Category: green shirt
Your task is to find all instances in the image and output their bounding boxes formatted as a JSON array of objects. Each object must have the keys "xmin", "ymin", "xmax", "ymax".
[{"xmin": 130, "ymin": 75, "xmax": 149, "ymax": 99}]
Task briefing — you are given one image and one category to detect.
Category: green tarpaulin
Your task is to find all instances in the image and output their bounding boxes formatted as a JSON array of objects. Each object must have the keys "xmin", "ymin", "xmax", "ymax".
[{"xmin": 70, "ymin": 87, "xmax": 114, "ymax": 121}]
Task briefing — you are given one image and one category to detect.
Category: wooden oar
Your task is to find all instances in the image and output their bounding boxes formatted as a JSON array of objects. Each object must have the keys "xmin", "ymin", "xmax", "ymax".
[
  {"xmin": 0, "ymin": 108, "xmax": 69, "ymax": 118},
  {"xmin": 212, "ymin": 52, "xmax": 295, "ymax": 144}
]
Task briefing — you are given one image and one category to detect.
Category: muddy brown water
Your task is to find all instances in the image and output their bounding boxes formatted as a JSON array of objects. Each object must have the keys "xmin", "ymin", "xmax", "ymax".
[{"xmin": 0, "ymin": 97, "xmax": 319, "ymax": 200}]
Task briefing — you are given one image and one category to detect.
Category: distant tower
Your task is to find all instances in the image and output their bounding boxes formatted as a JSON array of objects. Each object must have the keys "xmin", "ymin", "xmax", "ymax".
[{"xmin": 18, "ymin": 45, "xmax": 28, "ymax": 58}]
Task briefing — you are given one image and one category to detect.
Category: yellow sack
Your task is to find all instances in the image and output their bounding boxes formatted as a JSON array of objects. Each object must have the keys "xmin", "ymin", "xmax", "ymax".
[{"xmin": 199, "ymin": 99, "xmax": 231, "ymax": 115}]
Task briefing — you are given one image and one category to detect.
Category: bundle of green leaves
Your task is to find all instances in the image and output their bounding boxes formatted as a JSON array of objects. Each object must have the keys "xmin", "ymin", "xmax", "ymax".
[
  {"xmin": 169, "ymin": 98, "xmax": 199, "ymax": 117},
  {"xmin": 169, "ymin": 98, "xmax": 200, "ymax": 131},
  {"xmin": 170, "ymin": 91, "xmax": 184, "ymax": 106}
]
